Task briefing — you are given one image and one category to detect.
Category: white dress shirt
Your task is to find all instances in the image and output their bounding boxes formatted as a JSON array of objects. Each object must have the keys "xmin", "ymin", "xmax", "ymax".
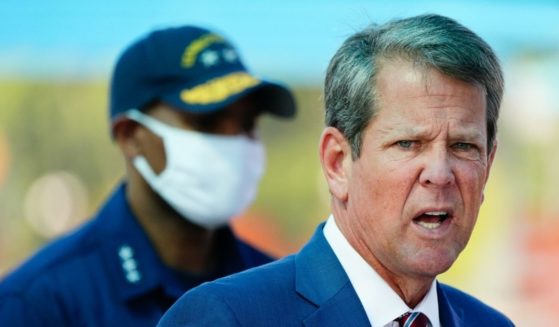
[{"xmin": 323, "ymin": 215, "xmax": 441, "ymax": 327}]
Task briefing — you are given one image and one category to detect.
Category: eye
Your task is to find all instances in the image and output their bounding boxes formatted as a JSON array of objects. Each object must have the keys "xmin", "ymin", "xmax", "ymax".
[
  {"xmin": 396, "ymin": 140, "xmax": 415, "ymax": 149},
  {"xmin": 452, "ymin": 142, "xmax": 476, "ymax": 151}
]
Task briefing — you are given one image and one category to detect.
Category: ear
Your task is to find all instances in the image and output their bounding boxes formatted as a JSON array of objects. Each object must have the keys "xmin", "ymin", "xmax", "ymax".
[
  {"xmin": 481, "ymin": 140, "xmax": 498, "ymax": 203},
  {"xmin": 486, "ymin": 140, "xmax": 498, "ymax": 183},
  {"xmin": 112, "ymin": 118, "xmax": 142, "ymax": 160},
  {"xmin": 319, "ymin": 127, "xmax": 352, "ymax": 202}
]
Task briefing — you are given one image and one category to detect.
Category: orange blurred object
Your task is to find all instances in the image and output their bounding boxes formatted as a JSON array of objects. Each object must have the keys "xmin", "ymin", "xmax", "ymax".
[
  {"xmin": 520, "ymin": 215, "xmax": 559, "ymax": 323},
  {"xmin": 232, "ymin": 212, "xmax": 302, "ymax": 259}
]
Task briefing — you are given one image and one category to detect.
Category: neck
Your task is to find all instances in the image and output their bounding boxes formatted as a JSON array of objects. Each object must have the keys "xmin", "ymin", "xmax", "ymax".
[
  {"xmin": 373, "ymin": 262, "xmax": 433, "ymax": 308},
  {"xmin": 126, "ymin": 177, "xmax": 218, "ymax": 275},
  {"xmin": 332, "ymin": 204, "xmax": 433, "ymax": 308}
]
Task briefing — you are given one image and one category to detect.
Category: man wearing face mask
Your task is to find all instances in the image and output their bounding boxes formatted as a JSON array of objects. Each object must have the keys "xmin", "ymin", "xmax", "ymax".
[{"xmin": 0, "ymin": 25, "xmax": 296, "ymax": 326}]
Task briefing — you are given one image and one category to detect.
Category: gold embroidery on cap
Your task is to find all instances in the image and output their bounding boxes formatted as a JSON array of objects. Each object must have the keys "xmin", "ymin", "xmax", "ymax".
[
  {"xmin": 180, "ymin": 72, "xmax": 260, "ymax": 105},
  {"xmin": 182, "ymin": 34, "xmax": 225, "ymax": 68}
]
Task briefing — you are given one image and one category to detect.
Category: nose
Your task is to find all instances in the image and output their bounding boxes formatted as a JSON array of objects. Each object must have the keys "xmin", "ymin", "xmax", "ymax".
[{"xmin": 419, "ymin": 147, "xmax": 455, "ymax": 187}]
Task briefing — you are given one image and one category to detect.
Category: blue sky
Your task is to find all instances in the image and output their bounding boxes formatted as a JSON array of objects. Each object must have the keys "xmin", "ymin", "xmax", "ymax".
[{"xmin": 0, "ymin": 0, "xmax": 558, "ymax": 84}]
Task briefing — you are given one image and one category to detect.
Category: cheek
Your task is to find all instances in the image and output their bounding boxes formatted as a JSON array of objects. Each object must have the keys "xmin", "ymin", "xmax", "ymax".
[
  {"xmin": 140, "ymin": 132, "xmax": 167, "ymax": 174},
  {"xmin": 453, "ymin": 162, "xmax": 489, "ymax": 240},
  {"xmin": 455, "ymin": 161, "xmax": 489, "ymax": 203},
  {"xmin": 349, "ymin": 160, "xmax": 414, "ymax": 226}
]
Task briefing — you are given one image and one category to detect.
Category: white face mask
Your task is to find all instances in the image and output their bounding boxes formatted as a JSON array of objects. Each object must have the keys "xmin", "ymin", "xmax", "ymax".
[{"xmin": 125, "ymin": 109, "xmax": 265, "ymax": 230}]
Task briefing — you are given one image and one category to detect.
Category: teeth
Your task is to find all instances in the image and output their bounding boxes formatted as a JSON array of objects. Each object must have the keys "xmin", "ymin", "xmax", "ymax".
[
  {"xmin": 417, "ymin": 221, "xmax": 442, "ymax": 229},
  {"xmin": 425, "ymin": 211, "xmax": 447, "ymax": 216}
]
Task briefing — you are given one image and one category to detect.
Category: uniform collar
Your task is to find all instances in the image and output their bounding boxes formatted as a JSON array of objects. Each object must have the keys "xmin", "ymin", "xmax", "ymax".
[{"xmin": 96, "ymin": 183, "xmax": 245, "ymax": 302}]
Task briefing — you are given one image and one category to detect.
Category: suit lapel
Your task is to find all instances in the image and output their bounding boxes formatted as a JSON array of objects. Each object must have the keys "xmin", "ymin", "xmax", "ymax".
[
  {"xmin": 437, "ymin": 283, "xmax": 464, "ymax": 327},
  {"xmin": 303, "ymin": 282, "xmax": 370, "ymax": 327},
  {"xmin": 294, "ymin": 223, "xmax": 472, "ymax": 327},
  {"xmin": 295, "ymin": 223, "xmax": 370, "ymax": 327}
]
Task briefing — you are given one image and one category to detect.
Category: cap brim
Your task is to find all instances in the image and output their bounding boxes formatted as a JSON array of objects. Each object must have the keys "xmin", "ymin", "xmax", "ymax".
[{"xmin": 161, "ymin": 71, "xmax": 296, "ymax": 118}]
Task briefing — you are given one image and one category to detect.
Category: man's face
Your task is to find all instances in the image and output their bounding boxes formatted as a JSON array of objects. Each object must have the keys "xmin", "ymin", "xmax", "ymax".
[
  {"xmin": 135, "ymin": 96, "xmax": 261, "ymax": 174},
  {"xmin": 342, "ymin": 59, "xmax": 495, "ymax": 281}
]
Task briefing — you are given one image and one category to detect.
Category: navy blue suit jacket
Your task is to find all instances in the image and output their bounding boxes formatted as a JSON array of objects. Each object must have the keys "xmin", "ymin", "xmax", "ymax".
[{"xmin": 159, "ymin": 223, "xmax": 514, "ymax": 326}]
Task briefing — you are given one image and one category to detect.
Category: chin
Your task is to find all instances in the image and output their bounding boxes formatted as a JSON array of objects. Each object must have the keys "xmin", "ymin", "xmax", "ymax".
[{"xmin": 412, "ymin": 249, "xmax": 461, "ymax": 277}]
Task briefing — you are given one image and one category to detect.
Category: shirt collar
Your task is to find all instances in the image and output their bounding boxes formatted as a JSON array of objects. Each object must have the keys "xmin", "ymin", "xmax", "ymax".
[
  {"xmin": 97, "ymin": 183, "xmax": 168, "ymax": 301},
  {"xmin": 97, "ymin": 183, "xmax": 246, "ymax": 302},
  {"xmin": 323, "ymin": 215, "xmax": 440, "ymax": 327}
]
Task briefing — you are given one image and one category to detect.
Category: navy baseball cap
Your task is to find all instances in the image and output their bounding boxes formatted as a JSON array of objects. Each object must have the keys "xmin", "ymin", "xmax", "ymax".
[{"xmin": 109, "ymin": 25, "xmax": 296, "ymax": 126}]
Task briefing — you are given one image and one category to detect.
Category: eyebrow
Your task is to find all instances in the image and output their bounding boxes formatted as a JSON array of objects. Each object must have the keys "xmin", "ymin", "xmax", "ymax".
[{"xmin": 379, "ymin": 125, "xmax": 485, "ymax": 142}]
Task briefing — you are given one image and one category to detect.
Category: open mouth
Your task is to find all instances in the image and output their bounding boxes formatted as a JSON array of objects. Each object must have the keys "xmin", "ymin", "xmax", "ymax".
[{"xmin": 413, "ymin": 211, "xmax": 451, "ymax": 230}]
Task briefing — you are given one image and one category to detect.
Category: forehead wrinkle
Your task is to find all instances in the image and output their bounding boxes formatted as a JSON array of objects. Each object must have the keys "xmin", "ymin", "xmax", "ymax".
[
  {"xmin": 408, "ymin": 93, "xmax": 481, "ymax": 113},
  {"xmin": 375, "ymin": 117, "xmax": 485, "ymax": 142},
  {"xmin": 375, "ymin": 121, "xmax": 430, "ymax": 138}
]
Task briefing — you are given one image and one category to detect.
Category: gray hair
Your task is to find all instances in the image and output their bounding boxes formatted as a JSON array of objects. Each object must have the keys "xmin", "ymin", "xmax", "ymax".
[{"xmin": 324, "ymin": 14, "xmax": 504, "ymax": 159}]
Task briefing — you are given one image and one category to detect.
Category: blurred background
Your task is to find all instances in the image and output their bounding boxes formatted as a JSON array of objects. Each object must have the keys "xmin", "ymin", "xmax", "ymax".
[{"xmin": 1, "ymin": 0, "xmax": 558, "ymax": 325}]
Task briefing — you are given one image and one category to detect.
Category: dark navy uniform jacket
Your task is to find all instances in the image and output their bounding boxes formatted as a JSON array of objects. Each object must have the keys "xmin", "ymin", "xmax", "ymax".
[{"xmin": 0, "ymin": 183, "xmax": 272, "ymax": 326}]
